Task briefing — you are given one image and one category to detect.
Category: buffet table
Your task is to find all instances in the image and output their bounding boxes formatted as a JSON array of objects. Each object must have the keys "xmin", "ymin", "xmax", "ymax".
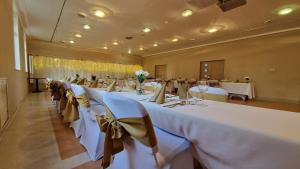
[
  {"xmin": 220, "ymin": 82, "xmax": 255, "ymax": 100},
  {"xmin": 86, "ymin": 88, "xmax": 300, "ymax": 169}
]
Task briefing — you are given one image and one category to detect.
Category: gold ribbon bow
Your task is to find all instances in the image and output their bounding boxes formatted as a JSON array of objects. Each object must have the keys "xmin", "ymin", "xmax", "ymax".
[
  {"xmin": 96, "ymin": 106, "xmax": 158, "ymax": 168},
  {"xmin": 63, "ymin": 90, "xmax": 90, "ymax": 122}
]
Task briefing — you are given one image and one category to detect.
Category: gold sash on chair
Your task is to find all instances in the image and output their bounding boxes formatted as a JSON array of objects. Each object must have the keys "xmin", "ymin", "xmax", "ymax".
[
  {"xmin": 96, "ymin": 106, "xmax": 158, "ymax": 168},
  {"xmin": 189, "ymin": 91, "xmax": 228, "ymax": 102},
  {"xmin": 63, "ymin": 90, "xmax": 90, "ymax": 122},
  {"xmin": 58, "ymin": 84, "xmax": 67, "ymax": 113}
]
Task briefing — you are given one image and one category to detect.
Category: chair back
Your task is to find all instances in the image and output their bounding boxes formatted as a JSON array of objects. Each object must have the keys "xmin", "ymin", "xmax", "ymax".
[
  {"xmin": 103, "ymin": 93, "xmax": 147, "ymax": 119},
  {"xmin": 71, "ymin": 84, "xmax": 86, "ymax": 97}
]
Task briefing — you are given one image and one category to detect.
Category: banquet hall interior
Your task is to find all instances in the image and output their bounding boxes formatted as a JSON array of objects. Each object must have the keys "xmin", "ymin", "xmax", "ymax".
[{"xmin": 0, "ymin": 0, "xmax": 300, "ymax": 169}]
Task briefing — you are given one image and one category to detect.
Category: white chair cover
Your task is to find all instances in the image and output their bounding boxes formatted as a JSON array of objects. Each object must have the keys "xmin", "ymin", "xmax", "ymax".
[
  {"xmin": 70, "ymin": 84, "xmax": 101, "ymax": 138},
  {"xmin": 79, "ymin": 104, "xmax": 105, "ymax": 161},
  {"xmin": 103, "ymin": 93, "xmax": 194, "ymax": 169}
]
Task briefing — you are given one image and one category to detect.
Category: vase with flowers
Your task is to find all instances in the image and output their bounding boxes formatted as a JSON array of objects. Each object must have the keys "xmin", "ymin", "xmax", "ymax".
[{"xmin": 135, "ymin": 70, "xmax": 149, "ymax": 95}]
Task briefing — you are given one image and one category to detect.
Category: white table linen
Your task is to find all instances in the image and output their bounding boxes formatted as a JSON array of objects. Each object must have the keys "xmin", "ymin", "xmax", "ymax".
[
  {"xmin": 220, "ymin": 82, "xmax": 255, "ymax": 99},
  {"xmin": 189, "ymin": 86, "xmax": 228, "ymax": 95},
  {"xmin": 90, "ymin": 89, "xmax": 300, "ymax": 169}
]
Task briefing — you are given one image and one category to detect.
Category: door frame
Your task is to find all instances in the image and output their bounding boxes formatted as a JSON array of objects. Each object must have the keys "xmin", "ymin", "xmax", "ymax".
[{"xmin": 154, "ymin": 64, "xmax": 167, "ymax": 79}]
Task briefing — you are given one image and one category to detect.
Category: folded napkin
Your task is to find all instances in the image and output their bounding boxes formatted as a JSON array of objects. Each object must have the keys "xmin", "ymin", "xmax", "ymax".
[
  {"xmin": 77, "ymin": 78, "xmax": 86, "ymax": 85},
  {"xmin": 71, "ymin": 78, "xmax": 78, "ymax": 83},
  {"xmin": 149, "ymin": 83, "xmax": 167, "ymax": 104},
  {"xmin": 106, "ymin": 80, "xmax": 116, "ymax": 92},
  {"xmin": 89, "ymin": 80, "xmax": 98, "ymax": 88},
  {"xmin": 177, "ymin": 82, "xmax": 190, "ymax": 99},
  {"xmin": 125, "ymin": 80, "xmax": 135, "ymax": 90}
]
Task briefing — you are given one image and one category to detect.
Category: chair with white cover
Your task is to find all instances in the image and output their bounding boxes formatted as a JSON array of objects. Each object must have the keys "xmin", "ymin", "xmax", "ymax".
[
  {"xmin": 70, "ymin": 84, "xmax": 102, "ymax": 138},
  {"xmin": 101, "ymin": 93, "xmax": 194, "ymax": 169}
]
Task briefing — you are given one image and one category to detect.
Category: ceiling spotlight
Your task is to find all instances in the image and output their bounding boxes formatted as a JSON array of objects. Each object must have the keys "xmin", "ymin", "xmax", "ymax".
[
  {"xmin": 139, "ymin": 47, "xmax": 144, "ymax": 51},
  {"xmin": 113, "ymin": 41, "xmax": 119, "ymax": 45},
  {"xmin": 172, "ymin": 38, "xmax": 179, "ymax": 42},
  {"xmin": 182, "ymin": 10, "xmax": 193, "ymax": 17},
  {"xmin": 93, "ymin": 10, "xmax": 106, "ymax": 18},
  {"xmin": 103, "ymin": 46, "xmax": 108, "ymax": 50},
  {"xmin": 69, "ymin": 40, "xmax": 75, "ymax": 44},
  {"xmin": 83, "ymin": 24, "xmax": 91, "ymax": 30},
  {"xmin": 143, "ymin": 27, "xmax": 151, "ymax": 33},
  {"xmin": 207, "ymin": 28, "xmax": 218, "ymax": 33},
  {"xmin": 74, "ymin": 33, "xmax": 82, "ymax": 38},
  {"xmin": 277, "ymin": 7, "xmax": 293, "ymax": 15},
  {"xmin": 153, "ymin": 43, "xmax": 158, "ymax": 47},
  {"xmin": 128, "ymin": 49, "xmax": 132, "ymax": 54}
]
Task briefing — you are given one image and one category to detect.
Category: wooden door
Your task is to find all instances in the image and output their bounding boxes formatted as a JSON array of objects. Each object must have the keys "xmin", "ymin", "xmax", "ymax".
[
  {"xmin": 200, "ymin": 60, "xmax": 224, "ymax": 80},
  {"xmin": 155, "ymin": 65, "xmax": 167, "ymax": 80},
  {"xmin": 0, "ymin": 78, "xmax": 8, "ymax": 129}
]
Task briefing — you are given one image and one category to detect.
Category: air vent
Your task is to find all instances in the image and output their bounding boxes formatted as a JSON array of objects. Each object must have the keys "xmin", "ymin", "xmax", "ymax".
[
  {"xmin": 125, "ymin": 36, "xmax": 133, "ymax": 40},
  {"xmin": 217, "ymin": 0, "xmax": 247, "ymax": 12}
]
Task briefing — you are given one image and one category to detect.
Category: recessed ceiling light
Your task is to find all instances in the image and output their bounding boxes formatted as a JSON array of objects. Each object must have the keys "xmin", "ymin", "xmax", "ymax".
[
  {"xmin": 128, "ymin": 49, "xmax": 132, "ymax": 54},
  {"xmin": 113, "ymin": 41, "xmax": 119, "ymax": 45},
  {"xmin": 83, "ymin": 24, "xmax": 91, "ymax": 30},
  {"xmin": 74, "ymin": 33, "xmax": 82, "ymax": 38},
  {"xmin": 277, "ymin": 7, "xmax": 293, "ymax": 15},
  {"xmin": 103, "ymin": 46, "xmax": 108, "ymax": 50},
  {"xmin": 164, "ymin": 21, "xmax": 169, "ymax": 24},
  {"xmin": 139, "ymin": 47, "xmax": 144, "ymax": 51},
  {"xmin": 207, "ymin": 28, "xmax": 218, "ymax": 33},
  {"xmin": 182, "ymin": 10, "xmax": 193, "ymax": 17},
  {"xmin": 93, "ymin": 10, "xmax": 106, "ymax": 18},
  {"xmin": 69, "ymin": 40, "xmax": 75, "ymax": 44},
  {"xmin": 143, "ymin": 27, "xmax": 151, "ymax": 33},
  {"xmin": 153, "ymin": 43, "xmax": 158, "ymax": 47},
  {"xmin": 172, "ymin": 38, "xmax": 179, "ymax": 42}
]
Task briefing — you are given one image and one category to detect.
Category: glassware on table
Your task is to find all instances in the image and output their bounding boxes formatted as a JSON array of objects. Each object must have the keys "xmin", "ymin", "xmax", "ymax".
[{"xmin": 196, "ymin": 81, "xmax": 209, "ymax": 106}]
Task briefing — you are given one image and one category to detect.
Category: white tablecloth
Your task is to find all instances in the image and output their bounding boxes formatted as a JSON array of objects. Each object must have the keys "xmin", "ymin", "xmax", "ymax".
[
  {"xmin": 220, "ymin": 82, "xmax": 255, "ymax": 99},
  {"xmin": 89, "ymin": 88, "xmax": 300, "ymax": 169},
  {"xmin": 189, "ymin": 86, "xmax": 228, "ymax": 95}
]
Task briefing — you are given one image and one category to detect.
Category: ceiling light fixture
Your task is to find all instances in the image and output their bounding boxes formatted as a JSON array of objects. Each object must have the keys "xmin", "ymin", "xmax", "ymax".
[
  {"xmin": 182, "ymin": 10, "xmax": 193, "ymax": 17},
  {"xmin": 143, "ymin": 27, "xmax": 151, "ymax": 33},
  {"xmin": 69, "ymin": 40, "xmax": 75, "ymax": 44},
  {"xmin": 172, "ymin": 38, "xmax": 179, "ymax": 42},
  {"xmin": 113, "ymin": 41, "xmax": 119, "ymax": 45},
  {"xmin": 153, "ymin": 43, "xmax": 158, "ymax": 47},
  {"xmin": 93, "ymin": 10, "xmax": 106, "ymax": 18},
  {"xmin": 128, "ymin": 49, "xmax": 132, "ymax": 54},
  {"xmin": 139, "ymin": 47, "xmax": 144, "ymax": 51},
  {"xmin": 74, "ymin": 33, "xmax": 82, "ymax": 38},
  {"xmin": 277, "ymin": 7, "xmax": 293, "ymax": 15},
  {"xmin": 207, "ymin": 28, "xmax": 218, "ymax": 33},
  {"xmin": 103, "ymin": 46, "xmax": 108, "ymax": 50},
  {"xmin": 83, "ymin": 24, "xmax": 91, "ymax": 30}
]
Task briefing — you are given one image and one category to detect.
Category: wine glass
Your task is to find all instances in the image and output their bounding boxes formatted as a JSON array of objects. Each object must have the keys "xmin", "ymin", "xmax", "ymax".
[{"xmin": 197, "ymin": 81, "xmax": 209, "ymax": 106}]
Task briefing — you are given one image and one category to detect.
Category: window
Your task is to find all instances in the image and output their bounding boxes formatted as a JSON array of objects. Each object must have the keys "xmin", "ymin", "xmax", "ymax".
[
  {"xmin": 13, "ymin": 3, "xmax": 21, "ymax": 70},
  {"xmin": 29, "ymin": 55, "xmax": 34, "ymax": 74},
  {"xmin": 24, "ymin": 33, "xmax": 28, "ymax": 72}
]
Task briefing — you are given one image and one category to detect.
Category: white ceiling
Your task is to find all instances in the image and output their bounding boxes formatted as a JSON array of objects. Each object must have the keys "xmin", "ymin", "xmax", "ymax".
[{"xmin": 18, "ymin": 0, "xmax": 300, "ymax": 57}]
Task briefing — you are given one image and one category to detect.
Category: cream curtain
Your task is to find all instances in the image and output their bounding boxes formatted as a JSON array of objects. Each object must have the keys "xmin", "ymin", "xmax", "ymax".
[{"xmin": 33, "ymin": 56, "xmax": 142, "ymax": 80}]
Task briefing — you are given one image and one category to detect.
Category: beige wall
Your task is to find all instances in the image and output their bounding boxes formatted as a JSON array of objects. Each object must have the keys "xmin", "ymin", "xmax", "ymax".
[
  {"xmin": 143, "ymin": 30, "xmax": 300, "ymax": 104},
  {"xmin": 0, "ymin": 0, "xmax": 28, "ymax": 116},
  {"xmin": 28, "ymin": 40, "xmax": 142, "ymax": 65}
]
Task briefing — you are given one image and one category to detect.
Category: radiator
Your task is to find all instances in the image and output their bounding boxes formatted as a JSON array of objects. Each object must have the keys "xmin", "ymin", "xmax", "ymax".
[{"xmin": 0, "ymin": 78, "xmax": 8, "ymax": 129}]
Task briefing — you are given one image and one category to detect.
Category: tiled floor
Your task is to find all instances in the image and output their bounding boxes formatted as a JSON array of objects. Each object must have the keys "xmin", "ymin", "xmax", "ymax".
[{"xmin": 0, "ymin": 92, "xmax": 298, "ymax": 169}]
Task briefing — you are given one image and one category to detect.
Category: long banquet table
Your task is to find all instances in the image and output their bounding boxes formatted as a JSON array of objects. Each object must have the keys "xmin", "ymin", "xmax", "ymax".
[{"xmin": 86, "ymin": 87, "xmax": 300, "ymax": 169}]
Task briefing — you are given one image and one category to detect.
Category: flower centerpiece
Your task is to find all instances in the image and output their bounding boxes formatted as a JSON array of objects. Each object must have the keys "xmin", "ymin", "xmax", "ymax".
[{"xmin": 135, "ymin": 70, "xmax": 149, "ymax": 95}]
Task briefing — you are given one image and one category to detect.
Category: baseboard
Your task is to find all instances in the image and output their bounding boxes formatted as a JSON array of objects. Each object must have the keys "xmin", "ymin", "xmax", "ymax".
[
  {"xmin": 255, "ymin": 97, "xmax": 300, "ymax": 105},
  {"xmin": 0, "ymin": 94, "xmax": 28, "ymax": 140}
]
